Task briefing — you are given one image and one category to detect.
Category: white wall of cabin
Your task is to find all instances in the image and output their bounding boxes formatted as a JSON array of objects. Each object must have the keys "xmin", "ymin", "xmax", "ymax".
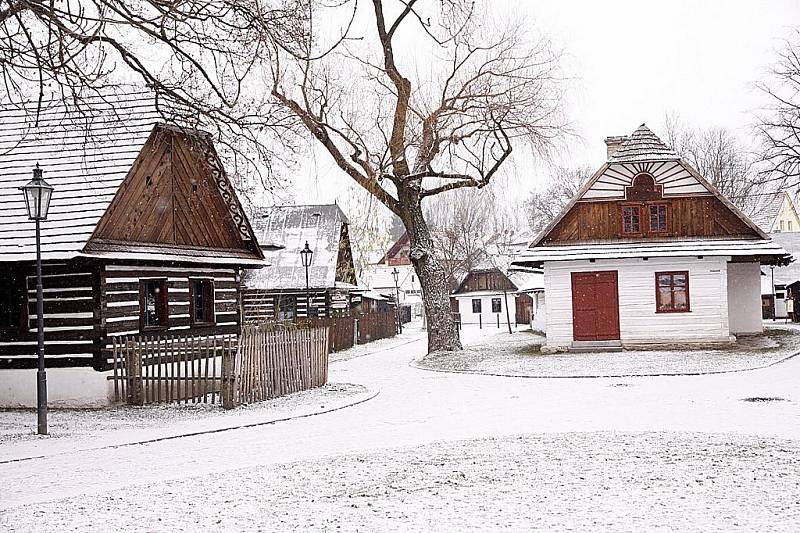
[
  {"xmin": 0, "ymin": 367, "xmax": 115, "ymax": 408},
  {"xmin": 726, "ymin": 262, "xmax": 763, "ymax": 335},
  {"xmin": 544, "ymin": 256, "xmax": 732, "ymax": 348},
  {"xmin": 453, "ymin": 291, "xmax": 513, "ymax": 327}
]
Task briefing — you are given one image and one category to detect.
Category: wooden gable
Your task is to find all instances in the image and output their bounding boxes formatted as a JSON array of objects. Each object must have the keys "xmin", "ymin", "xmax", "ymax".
[
  {"xmin": 454, "ymin": 269, "xmax": 516, "ymax": 294},
  {"xmin": 91, "ymin": 126, "xmax": 259, "ymax": 254},
  {"xmin": 536, "ymin": 127, "xmax": 765, "ymax": 247}
]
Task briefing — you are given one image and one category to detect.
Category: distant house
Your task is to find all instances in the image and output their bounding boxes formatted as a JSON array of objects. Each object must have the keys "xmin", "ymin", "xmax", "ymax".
[
  {"xmin": 513, "ymin": 124, "xmax": 791, "ymax": 351},
  {"xmin": 450, "ymin": 267, "xmax": 543, "ymax": 327},
  {"xmin": 242, "ymin": 204, "xmax": 357, "ymax": 322},
  {"xmin": 734, "ymin": 190, "xmax": 800, "ymax": 234},
  {"xmin": 760, "ymin": 232, "xmax": 800, "ymax": 319},
  {"xmin": 0, "ymin": 93, "xmax": 263, "ymax": 407}
]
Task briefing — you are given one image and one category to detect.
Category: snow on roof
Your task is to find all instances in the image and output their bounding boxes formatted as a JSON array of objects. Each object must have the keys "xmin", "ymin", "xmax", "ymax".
[
  {"xmin": 362, "ymin": 263, "xmax": 416, "ymax": 291},
  {"xmin": 245, "ymin": 204, "xmax": 349, "ymax": 290},
  {"xmin": 0, "ymin": 91, "xmax": 168, "ymax": 262},
  {"xmin": 515, "ymin": 238, "xmax": 791, "ymax": 266},
  {"xmin": 764, "ymin": 232, "xmax": 800, "ymax": 286},
  {"xmin": 731, "ymin": 191, "xmax": 788, "ymax": 233},
  {"xmin": 509, "ymin": 270, "xmax": 544, "ymax": 292},
  {"xmin": 607, "ymin": 124, "xmax": 679, "ymax": 163}
]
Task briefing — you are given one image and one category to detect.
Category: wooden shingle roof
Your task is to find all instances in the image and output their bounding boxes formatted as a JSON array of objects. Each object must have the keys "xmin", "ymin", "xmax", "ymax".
[
  {"xmin": 608, "ymin": 124, "xmax": 680, "ymax": 163},
  {"xmin": 0, "ymin": 92, "xmax": 165, "ymax": 261}
]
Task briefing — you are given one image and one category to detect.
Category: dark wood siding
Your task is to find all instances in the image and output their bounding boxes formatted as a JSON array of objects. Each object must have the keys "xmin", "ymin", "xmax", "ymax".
[
  {"xmin": 242, "ymin": 289, "xmax": 338, "ymax": 323},
  {"xmin": 454, "ymin": 269, "xmax": 516, "ymax": 294},
  {"xmin": 543, "ymin": 196, "xmax": 758, "ymax": 244},
  {"xmin": 0, "ymin": 262, "xmax": 98, "ymax": 368}
]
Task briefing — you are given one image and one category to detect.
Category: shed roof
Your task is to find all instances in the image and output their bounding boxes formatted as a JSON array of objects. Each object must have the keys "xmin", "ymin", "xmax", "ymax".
[
  {"xmin": 515, "ymin": 238, "xmax": 790, "ymax": 266},
  {"xmin": 245, "ymin": 204, "xmax": 351, "ymax": 290}
]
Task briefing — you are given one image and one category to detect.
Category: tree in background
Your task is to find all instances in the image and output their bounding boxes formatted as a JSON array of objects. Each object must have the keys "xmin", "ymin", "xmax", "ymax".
[
  {"xmin": 271, "ymin": 0, "xmax": 565, "ymax": 352},
  {"xmin": 524, "ymin": 165, "xmax": 592, "ymax": 234},
  {"xmin": 756, "ymin": 29, "xmax": 800, "ymax": 189},
  {"xmin": 663, "ymin": 115, "xmax": 759, "ymax": 207},
  {"xmin": 0, "ymin": 0, "xmax": 305, "ymax": 190}
]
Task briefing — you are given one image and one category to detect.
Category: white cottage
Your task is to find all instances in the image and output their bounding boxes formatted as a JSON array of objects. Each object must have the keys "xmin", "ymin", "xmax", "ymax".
[{"xmin": 513, "ymin": 125, "xmax": 791, "ymax": 351}]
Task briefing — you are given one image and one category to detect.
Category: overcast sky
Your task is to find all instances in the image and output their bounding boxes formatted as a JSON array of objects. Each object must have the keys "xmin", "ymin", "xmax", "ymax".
[{"xmin": 292, "ymin": 0, "xmax": 799, "ymax": 205}]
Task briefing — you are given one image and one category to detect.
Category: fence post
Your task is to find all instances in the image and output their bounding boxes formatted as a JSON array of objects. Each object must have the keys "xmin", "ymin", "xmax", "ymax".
[
  {"xmin": 354, "ymin": 318, "xmax": 359, "ymax": 346},
  {"xmin": 221, "ymin": 337, "xmax": 237, "ymax": 409},
  {"xmin": 479, "ymin": 314, "xmax": 482, "ymax": 329},
  {"xmin": 126, "ymin": 339, "xmax": 144, "ymax": 406}
]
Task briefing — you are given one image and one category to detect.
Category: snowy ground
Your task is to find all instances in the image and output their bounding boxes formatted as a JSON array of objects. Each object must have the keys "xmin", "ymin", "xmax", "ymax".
[
  {"xmin": 1, "ymin": 321, "xmax": 800, "ymax": 531},
  {"xmin": 0, "ymin": 383, "xmax": 374, "ymax": 462},
  {"xmin": 418, "ymin": 325, "xmax": 800, "ymax": 377},
  {"xmin": 3, "ymin": 431, "xmax": 799, "ymax": 532}
]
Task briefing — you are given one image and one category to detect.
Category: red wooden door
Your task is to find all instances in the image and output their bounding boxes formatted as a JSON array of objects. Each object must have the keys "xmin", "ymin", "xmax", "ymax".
[{"xmin": 571, "ymin": 271, "xmax": 620, "ymax": 341}]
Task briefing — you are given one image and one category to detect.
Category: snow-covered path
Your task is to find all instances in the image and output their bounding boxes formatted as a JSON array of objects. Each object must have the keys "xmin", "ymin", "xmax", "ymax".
[{"xmin": 2, "ymin": 324, "xmax": 799, "ymax": 523}]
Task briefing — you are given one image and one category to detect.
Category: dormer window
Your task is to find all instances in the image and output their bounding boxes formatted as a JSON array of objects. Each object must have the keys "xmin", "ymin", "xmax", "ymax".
[{"xmin": 622, "ymin": 206, "xmax": 641, "ymax": 234}]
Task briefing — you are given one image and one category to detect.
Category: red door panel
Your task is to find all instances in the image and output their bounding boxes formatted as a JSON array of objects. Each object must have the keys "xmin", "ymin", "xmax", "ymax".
[{"xmin": 571, "ymin": 271, "xmax": 620, "ymax": 341}]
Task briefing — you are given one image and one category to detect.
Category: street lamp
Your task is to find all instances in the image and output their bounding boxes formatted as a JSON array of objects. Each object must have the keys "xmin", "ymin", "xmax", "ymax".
[
  {"xmin": 19, "ymin": 164, "xmax": 53, "ymax": 435},
  {"xmin": 300, "ymin": 241, "xmax": 313, "ymax": 318},
  {"xmin": 391, "ymin": 267, "xmax": 403, "ymax": 334}
]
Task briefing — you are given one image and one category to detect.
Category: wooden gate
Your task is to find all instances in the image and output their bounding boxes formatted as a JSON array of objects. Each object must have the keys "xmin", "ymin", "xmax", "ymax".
[{"xmin": 571, "ymin": 271, "xmax": 620, "ymax": 341}]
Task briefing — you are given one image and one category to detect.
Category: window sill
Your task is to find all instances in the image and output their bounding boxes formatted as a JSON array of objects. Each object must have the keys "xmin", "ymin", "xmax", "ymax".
[{"xmin": 655, "ymin": 309, "xmax": 691, "ymax": 314}]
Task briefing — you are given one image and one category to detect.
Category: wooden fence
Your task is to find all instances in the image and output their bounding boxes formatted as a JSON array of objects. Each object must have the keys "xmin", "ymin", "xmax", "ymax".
[
  {"xmin": 235, "ymin": 326, "xmax": 328, "ymax": 405},
  {"xmin": 110, "ymin": 327, "xmax": 329, "ymax": 408},
  {"xmin": 110, "ymin": 333, "xmax": 235, "ymax": 405},
  {"xmin": 297, "ymin": 316, "xmax": 355, "ymax": 352},
  {"xmin": 357, "ymin": 311, "xmax": 397, "ymax": 344}
]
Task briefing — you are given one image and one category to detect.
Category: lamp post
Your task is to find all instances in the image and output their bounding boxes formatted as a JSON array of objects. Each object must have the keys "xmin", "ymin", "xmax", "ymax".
[
  {"xmin": 20, "ymin": 164, "xmax": 54, "ymax": 435},
  {"xmin": 300, "ymin": 241, "xmax": 313, "ymax": 318},
  {"xmin": 391, "ymin": 267, "xmax": 403, "ymax": 334}
]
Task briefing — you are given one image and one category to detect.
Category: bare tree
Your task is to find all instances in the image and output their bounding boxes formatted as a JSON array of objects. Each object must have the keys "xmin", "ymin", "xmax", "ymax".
[
  {"xmin": 525, "ymin": 165, "xmax": 591, "ymax": 233},
  {"xmin": 663, "ymin": 115, "xmax": 759, "ymax": 206},
  {"xmin": 756, "ymin": 29, "xmax": 800, "ymax": 188},
  {"xmin": 0, "ymin": 0, "xmax": 306, "ymax": 186},
  {"xmin": 270, "ymin": 1, "xmax": 565, "ymax": 352}
]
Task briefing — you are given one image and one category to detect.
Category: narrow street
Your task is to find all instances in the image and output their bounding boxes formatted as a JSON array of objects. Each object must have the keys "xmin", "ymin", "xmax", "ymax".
[{"xmin": 2, "ymin": 325, "xmax": 800, "ymax": 530}]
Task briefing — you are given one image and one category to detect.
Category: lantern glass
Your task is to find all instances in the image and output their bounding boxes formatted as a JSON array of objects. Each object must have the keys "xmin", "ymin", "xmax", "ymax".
[
  {"xmin": 20, "ymin": 167, "xmax": 54, "ymax": 220},
  {"xmin": 300, "ymin": 241, "xmax": 313, "ymax": 267}
]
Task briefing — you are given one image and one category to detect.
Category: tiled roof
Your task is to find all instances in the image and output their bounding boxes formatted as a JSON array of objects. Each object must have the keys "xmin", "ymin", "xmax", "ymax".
[
  {"xmin": 608, "ymin": 124, "xmax": 679, "ymax": 163},
  {"xmin": 732, "ymin": 191, "xmax": 786, "ymax": 233},
  {"xmin": 0, "ymin": 92, "xmax": 171, "ymax": 261},
  {"xmin": 245, "ymin": 204, "xmax": 351, "ymax": 290}
]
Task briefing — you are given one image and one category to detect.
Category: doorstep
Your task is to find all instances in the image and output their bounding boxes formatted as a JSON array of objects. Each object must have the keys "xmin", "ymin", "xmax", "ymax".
[{"xmin": 569, "ymin": 340, "xmax": 623, "ymax": 353}]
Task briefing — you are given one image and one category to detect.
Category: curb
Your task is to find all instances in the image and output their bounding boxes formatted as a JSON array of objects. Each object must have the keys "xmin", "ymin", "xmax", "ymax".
[
  {"xmin": 0, "ymin": 388, "xmax": 380, "ymax": 465},
  {"xmin": 409, "ymin": 348, "xmax": 800, "ymax": 380}
]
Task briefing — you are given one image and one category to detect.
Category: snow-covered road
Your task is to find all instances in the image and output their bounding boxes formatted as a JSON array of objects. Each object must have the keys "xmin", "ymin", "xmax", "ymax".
[{"xmin": 2, "ymin": 324, "xmax": 799, "ymax": 529}]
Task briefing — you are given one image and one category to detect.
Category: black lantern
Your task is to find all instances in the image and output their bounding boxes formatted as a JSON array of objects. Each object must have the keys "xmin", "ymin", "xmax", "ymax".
[
  {"xmin": 20, "ymin": 164, "xmax": 54, "ymax": 220},
  {"xmin": 300, "ymin": 241, "xmax": 313, "ymax": 318},
  {"xmin": 19, "ymin": 163, "xmax": 54, "ymax": 435}
]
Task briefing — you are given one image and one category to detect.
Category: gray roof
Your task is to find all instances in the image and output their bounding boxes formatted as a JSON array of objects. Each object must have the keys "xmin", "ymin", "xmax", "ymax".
[
  {"xmin": 765, "ymin": 232, "xmax": 800, "ymax": 286},
  {"xmin": 0, "ymin": 92, "xmax": 162, "ymax": 261},
  {"xmin": 245, "ymin": 204, "xmax": 350, "ymax": 290},
  {"xmin": 733, "ymin": 191, "xmax": 786, "ymax": 233},
  {"xmin": 608, "ymin": 124, "xmax": 679, "ymax": 163}
]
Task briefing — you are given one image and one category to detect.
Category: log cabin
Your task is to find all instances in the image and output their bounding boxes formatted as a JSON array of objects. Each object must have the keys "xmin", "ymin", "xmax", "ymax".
[
  {"xmin": 242, "ymin": 204, "xmax": 357, "ymax": 322},
  {"xmin": 513, "ymin": 124, "xmax": 792, "ymax": 352},
  {"xmin": 0, "ymin": 93, "xmax": 263, "ymax": 406}
]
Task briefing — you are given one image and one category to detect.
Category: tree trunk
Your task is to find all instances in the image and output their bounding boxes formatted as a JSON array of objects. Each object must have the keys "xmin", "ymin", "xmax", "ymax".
[{"xmin": 400, "ymin": 199, "xmax": 462, "ymax": 353}]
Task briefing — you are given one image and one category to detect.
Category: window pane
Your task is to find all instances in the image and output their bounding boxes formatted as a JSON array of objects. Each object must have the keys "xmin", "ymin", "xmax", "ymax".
[
  {"xmin": 472, "ymin": 299, "xmax": 482, "ymax": 313},
  {"xmin": 673, "ymin": 273, "xmax": 687, "ymax": 287},
  {"xmin": 649, "ymin": 205, "xmax": 667, "ymax": 232},
  {"xmin": 673, "ymin": 287, "xmax": 688, "ymax": 309},
  {"xmin": 193, "ymin": 280, "xmax": 205, "ymax": 322},
  {"xmin": 145, "ymin": 282, "xmax": 160, "ymax": 326},
  {"xmin": 657, "ymin": 274, "xmax": 672, "ymax": 287},
  {"xmin": 491, "ymin": 298, "xmax": 502, "ymax": 313},
  {"xmin": 623, "ymin": 206, "xmax": 640, "ymax": 233},
  {"xmin": 657, "ymin": 287, "xmax": 673, "ymax": 310}
]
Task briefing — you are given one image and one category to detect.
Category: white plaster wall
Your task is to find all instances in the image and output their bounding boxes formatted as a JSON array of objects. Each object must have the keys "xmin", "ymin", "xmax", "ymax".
[
  {"xmin": 454, "ymin": 292, "xmax": 512, "ymax": 327},
  {"xmin": 544, "ymin": 256, "xmax": 731, "ymax": 348},
  {"xmin": 531, "ymin": 292, "xmax": 546, "ymax": 332},
  {"xmin": 0, "ymin": 367, "xmax": 116, "ymax": 408},
  {"xmin": 727, "ymin": 262, "xmax": 764, "ymax": 334}
]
